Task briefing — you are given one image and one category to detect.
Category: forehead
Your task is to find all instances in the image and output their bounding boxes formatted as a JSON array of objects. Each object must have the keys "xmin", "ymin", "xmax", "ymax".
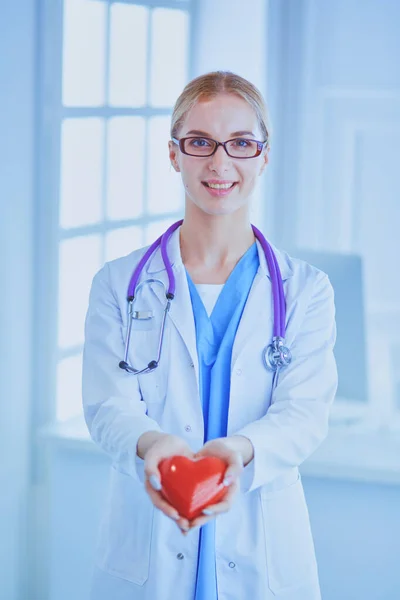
[{"xmin": 181, "ymin": 93, "xmax": 261, "ymax": 137}]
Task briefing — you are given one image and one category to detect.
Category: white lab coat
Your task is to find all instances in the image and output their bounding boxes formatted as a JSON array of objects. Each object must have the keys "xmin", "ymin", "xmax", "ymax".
[{"xmin": 82, "ymin": 225, "xmax": 338, "ymax": 600}]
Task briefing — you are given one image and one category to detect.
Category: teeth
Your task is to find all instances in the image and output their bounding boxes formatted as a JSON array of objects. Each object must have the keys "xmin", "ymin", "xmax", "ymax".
[{"xmin": 206, "ymin": 182, "xmax": 235, "ymax": 189}]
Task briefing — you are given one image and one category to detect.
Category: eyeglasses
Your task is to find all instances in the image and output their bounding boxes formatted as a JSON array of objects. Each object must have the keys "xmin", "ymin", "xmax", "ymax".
[{"xmin": 171, "ymin": 136, "xmax": 268, "ymax": 159}]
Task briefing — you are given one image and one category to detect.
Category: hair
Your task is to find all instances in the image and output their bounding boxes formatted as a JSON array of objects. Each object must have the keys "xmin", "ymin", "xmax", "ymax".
[{"xmin": 170, "ymin": 71, "xmax": 271, "ymax": 145}]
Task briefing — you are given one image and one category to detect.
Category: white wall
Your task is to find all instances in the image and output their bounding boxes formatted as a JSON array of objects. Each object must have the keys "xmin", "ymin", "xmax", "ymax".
[
  {"xmin": 191, "ymin": 0, "xmax": 271, "ymax": 232},
  {"xmin": 192, "ymin": 0, "xmax": 267, "ymax": 94}
]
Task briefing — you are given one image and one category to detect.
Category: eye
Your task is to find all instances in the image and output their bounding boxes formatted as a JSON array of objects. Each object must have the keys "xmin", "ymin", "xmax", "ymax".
[
  {"xmin": 233, "ymin": 138, "xmax": 252, "ymax": 147},
  {"xmin": 188, "ymin": 137, "xmax": 212, "ymax": 147}
]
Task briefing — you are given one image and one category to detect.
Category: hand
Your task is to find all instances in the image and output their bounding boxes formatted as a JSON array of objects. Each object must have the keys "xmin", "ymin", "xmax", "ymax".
[
  {"xmin": 187, "ymin": 437, "xmax": 245, "ymax": 531},
  {"xmin": 138, "ymin": 432, "xmax": 195, "ymax": 535}
]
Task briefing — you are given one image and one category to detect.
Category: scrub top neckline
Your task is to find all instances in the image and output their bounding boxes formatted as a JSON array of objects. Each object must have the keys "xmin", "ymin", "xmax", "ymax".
[{"xmin": 194, "ymin": 283, "xmax": 225, "ymax": 289}]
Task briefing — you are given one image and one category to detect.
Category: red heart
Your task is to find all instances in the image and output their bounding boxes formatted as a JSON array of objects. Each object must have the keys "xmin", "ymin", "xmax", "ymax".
[{"xmin": 159, "ymin": 455, "xmax": 228, "ymax": 521}]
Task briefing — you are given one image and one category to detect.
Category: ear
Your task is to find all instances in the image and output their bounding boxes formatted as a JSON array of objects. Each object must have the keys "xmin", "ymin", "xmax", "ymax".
[
  {"xmin": 259, "ymin": 146, "xmax": 269, "ymax": 175},
  {"xmin": 168, "ymin": 140, "xmax": 180, "ymax": 172}
]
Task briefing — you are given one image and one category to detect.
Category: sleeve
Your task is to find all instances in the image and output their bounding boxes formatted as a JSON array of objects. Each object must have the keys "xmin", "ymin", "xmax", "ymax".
[
  {"xmin": 236, "ymin": 271, "xmax": 338, "ymax": 494},
  {"xmin": 82, "ymin": 262, "xmax": 163, "ymax": 484}
]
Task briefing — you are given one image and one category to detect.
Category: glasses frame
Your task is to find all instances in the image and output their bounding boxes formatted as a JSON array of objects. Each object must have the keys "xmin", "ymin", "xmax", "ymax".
[{"xmin": 171, "ymin": 136, "xmax": 268, "ymax": 159}]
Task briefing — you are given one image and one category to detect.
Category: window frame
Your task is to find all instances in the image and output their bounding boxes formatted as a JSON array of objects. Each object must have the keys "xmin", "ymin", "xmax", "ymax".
[{"xmin": 35, "ymin": 0, "xmax": 194, "ymax": 440}]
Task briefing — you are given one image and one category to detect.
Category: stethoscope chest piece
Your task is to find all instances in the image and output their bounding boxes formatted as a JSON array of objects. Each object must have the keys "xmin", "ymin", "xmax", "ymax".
[{"xmin": 263, "ymin": 336, "xmax": 292, "ymax": 372}]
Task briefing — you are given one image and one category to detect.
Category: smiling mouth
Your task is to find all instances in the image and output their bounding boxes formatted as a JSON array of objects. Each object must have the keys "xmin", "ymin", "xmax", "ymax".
[{"xmin": 202, "ymin": 182, "xmax": 237, "ymax": 189}]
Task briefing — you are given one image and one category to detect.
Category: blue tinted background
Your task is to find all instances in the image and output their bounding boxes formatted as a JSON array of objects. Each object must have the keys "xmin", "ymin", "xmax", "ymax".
[{"xmin": 1, "ymin": 1, "xmax": 399, "ymax": 599}]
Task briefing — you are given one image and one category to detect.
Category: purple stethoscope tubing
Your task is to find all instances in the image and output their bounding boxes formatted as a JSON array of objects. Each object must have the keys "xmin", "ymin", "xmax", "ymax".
[{"xmin": 120, "ymin": 219, "xmax": 292, "ymax": 374}]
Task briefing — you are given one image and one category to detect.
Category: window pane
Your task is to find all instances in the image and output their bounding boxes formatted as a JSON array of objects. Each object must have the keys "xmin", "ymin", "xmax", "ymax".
[
  {"xmin": 149, "ymin": 9, "xmax": 189, "ymax": 107},
  {"xmin": 105, "ymin": 226, "xmax": 143, "ymax": 263},
  {"xmin": 62, "ymin": 0, "xmax": 107, "ymax": 106},
  {"xmin": 106, "ymin": 117, "xmax": 145, "ymax": 221},
  {"xmin": 56, "ymin": 354, "xmax": 83, "ymax": 422},
  {"xmin": 147, "ymin": 116, "xmax": 184, "ymax": 214},
  {"xmin": 60, "ymin": 118, "xmax": 105, "ymax": 228},
  {"xmin": 109, "ymin": 3, "xmax": 148, "ymax": 107},
  {"xmin": 144, "ymin": 218, "xmax": 180, "ymax": 246},
  {"xmin": 58, "ymin": 235, "xmax": 102, "ymax": 348}
]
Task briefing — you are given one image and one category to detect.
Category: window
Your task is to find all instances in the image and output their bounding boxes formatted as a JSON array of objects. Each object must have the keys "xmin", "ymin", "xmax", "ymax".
[{"xmin": 39, "ymin": 0, "xmax": 191, "ymax": 422}]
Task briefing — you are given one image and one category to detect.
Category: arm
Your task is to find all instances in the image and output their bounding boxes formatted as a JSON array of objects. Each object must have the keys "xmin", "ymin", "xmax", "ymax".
[
  {"xmin": 82, "ymin": 263, "xmax": 163, "ymax": 483},
  {"xmin": 233, "ymin": 271, "xmax": 338, "ymax": 494}
]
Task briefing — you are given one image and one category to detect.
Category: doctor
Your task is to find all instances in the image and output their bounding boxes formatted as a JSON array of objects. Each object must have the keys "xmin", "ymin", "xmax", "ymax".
[{"xmin": 82, "ymin": 70, "xmax": 338, "ymax": 600}]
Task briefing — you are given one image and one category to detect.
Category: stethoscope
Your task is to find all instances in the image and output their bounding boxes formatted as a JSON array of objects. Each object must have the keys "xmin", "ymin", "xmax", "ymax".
[{"xmin": 119, "ymin": 219, "xmax": 292, "ymax": 377}]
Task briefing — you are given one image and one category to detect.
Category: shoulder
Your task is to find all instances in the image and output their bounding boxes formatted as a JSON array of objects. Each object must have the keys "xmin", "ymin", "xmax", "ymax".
[
  {"xmin": 107, "ymin": 244, "xmax": 151, "ymax": 281},
  {"xmin": 270, "ymin": 244, "xmax": 335, "ymax": 335},
  {"xmin": 271, "ymin": 242, "xmax": 331, "ymax": 290},
  {"xmin": 90, "ymin": 244, "xmax": 152, "ymax": 305}
]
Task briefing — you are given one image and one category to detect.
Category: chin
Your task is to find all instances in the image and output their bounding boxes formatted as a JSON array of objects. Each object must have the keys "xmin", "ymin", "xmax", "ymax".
[
  {"xmin": 186, "ymin": 190, "xmax": 247, "ymax": 216},
  {"xmin": 199, "ymin": 203, "xmax": 243, "ymax": 217}
]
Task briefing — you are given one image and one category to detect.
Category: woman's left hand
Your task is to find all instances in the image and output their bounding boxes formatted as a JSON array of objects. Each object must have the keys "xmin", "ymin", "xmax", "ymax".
[{"xmin": 186, "ymin": 436, "xmax": 247, "ymax": 531}]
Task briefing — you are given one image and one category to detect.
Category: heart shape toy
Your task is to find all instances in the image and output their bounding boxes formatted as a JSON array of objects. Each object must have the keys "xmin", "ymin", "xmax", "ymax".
[{"xmin": 158, "ymin": 455, "xmax": 228, "ymax": 521}]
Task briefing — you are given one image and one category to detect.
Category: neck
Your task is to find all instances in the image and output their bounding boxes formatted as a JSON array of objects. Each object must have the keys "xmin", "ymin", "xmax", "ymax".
[{"xmin": 179, "ymin": 211, "xmax": 255, "ymax": 271}]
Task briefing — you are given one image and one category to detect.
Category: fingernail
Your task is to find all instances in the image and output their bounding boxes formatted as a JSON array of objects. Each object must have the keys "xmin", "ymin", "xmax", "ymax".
[
  {"xmin": 149, "ymin": 475, "xmax": 162, "ymax": 491},
  {"xmin": 202, "ymin": 509, "xmax": 213, "ymax": 515},
  {"xmin": 171, "ymin": 513, "xmax": 180, "ymax": 521},
  {"xmin": 223, "ymin": 476, "xmax": 233, "ymax": 486}
]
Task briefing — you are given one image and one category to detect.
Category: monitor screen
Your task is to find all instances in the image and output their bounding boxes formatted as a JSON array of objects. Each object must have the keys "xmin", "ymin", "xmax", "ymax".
[{"xmin": 283, "ymin": 247, "xmax": 369, "ymax": 404}]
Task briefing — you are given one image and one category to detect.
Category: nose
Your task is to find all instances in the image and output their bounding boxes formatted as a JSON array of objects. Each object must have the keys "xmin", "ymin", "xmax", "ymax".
[{"xmin": 208, "ymin": 144, "xmax": 232, "ymax": 174}]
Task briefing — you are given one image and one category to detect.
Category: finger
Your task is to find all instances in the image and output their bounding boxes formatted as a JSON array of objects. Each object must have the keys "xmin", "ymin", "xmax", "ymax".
[
  {"xmin": 175, "ymin": 514, "xmax": 190, "ymax": 535},
  {"xmin": 144, "ymin": 480, "xmax": 180, "ymax": 521},
  {"xmin": 145, "ymin": 442, "xmax": 195, "ymax": 486},
  {"xmin": 188, "ymin": 485, "xmax": 238, "ymax": 529},
  {"xmin": 177, "ymin": 516, "xmax": 190, "ymax": 531},
  {"xmin": 178, "ymin": 526, "xmax": 189, "ymax": 536},
  {"xmin": 144, "ymin": 459, "xmax": 162, "ymax": 491},
  {"xmin": 194, "ymin": 452, "xmax": 241, "ymax": 488},
  {"xmin": 189, "ymin": 514, "xmax": 215, "ymax": 529},
  {"xmin": 201, "ymin": 481, "xmax": 239, "ymax": 515},
  {"xmin": 195, "ymin": 443, "xmax": 243, "ymax": 473},
  {"xmin": 223, "ymin": 466, "xmax": 242, "ymax": 486},
  {"xmin": 144, "ymin": 455, "xmax": 162, "ymax": 484},
  {"xmin": 144, "ymin": 444, "xmax": 170, "ymax": 483}
]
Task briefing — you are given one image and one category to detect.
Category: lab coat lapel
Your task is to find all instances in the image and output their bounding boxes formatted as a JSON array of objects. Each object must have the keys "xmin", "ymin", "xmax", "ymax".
[
  {"xmin": 231, "ymin": 239, "xmax": 293, "ymax": 370},
  {"xmin": 145, "ymin": 226, "xmax": 199, "ymax": 377},
  {"xmin": 144, "ymin": 226, "xmax": 293, "ymax": 378}
]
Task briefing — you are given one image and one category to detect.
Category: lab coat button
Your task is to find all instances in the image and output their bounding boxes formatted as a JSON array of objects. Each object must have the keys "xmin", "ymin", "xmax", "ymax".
[
  {"xmin": 185, "ymin": 425, "xmax": 192, "ymax": 432},
  {"xmin": 176, "ymin": 553, "xmax": 184, "ymax": 560},
  {"xmin": 236, "ymin": 368, "xmax": 242, "ymax": 376},
  {"xmin": 189, "ymin": 362, "xmax": 194, "ymax": 368},
  {"xmin": 229, "ymin": 561, "xmax": 236, "ymax": 568}
]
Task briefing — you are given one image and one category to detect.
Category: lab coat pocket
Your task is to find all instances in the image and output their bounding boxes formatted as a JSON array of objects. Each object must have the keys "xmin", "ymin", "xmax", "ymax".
[
  {"xmin": 260, "ymin": 474, "xmax": 318, "ymax": 595},
  {"xmin": 96, "ymin": 467, "xmax": 154, "ymax": 585}
]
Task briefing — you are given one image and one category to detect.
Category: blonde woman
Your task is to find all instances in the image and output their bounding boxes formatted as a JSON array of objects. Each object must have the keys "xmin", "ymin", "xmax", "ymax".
[{"xmin": 83, "ymin": 71, "xmax": 338, "ymax": 600}]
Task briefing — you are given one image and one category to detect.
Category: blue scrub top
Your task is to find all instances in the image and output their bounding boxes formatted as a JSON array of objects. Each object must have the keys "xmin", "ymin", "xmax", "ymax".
[{"xmin": 185, "ymin": 242, "xmax": 260, "ymax": 600}]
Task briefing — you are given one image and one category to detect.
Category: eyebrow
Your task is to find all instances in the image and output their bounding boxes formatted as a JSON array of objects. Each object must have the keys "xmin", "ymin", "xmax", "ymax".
[{"xmin": 184, "ymin": 129, "xmax": 256, "ymax": 137}]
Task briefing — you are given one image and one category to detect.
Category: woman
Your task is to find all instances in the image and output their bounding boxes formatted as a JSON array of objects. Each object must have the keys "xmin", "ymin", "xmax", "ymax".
[{"xmin": 82, "ymin": 71, "xmax": 338, "ymax": 600}]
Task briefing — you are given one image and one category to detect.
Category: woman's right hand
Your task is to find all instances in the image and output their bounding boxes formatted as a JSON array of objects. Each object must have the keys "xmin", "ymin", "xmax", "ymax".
[{"xmin": 138, "ymin": 431, "xmax": 195, "ymax": 535}]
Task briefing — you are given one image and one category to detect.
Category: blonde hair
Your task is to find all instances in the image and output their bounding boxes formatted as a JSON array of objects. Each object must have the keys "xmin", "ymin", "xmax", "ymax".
[{"xmin": 170, "ymin": 71, "xmax": 271, "ymax": 144}]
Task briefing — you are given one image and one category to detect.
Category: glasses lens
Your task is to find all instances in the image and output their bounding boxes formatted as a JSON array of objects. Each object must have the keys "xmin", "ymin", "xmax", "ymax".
[
  {"xmin": 182, "ymin": 137, "xmax": 216, "ymax": 156},
  {"xmin": 226, "ymin": 138, "xmax": 259, "ymax": 157}
]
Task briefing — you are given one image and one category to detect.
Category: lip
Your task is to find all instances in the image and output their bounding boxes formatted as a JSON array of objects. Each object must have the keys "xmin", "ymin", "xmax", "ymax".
[
  {"xmin": 204, "ymin": 180, "xmax": 237, "ymax": 185},
  {"xmin": 202, "ymin": 181, "xmax": 238, "ymax": 197}
]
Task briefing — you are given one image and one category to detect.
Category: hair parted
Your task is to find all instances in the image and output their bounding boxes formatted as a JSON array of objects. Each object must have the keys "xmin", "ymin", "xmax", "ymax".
[{"xmin": 170, "ymin": 71, "xmax": 271, "ymax": 144}]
